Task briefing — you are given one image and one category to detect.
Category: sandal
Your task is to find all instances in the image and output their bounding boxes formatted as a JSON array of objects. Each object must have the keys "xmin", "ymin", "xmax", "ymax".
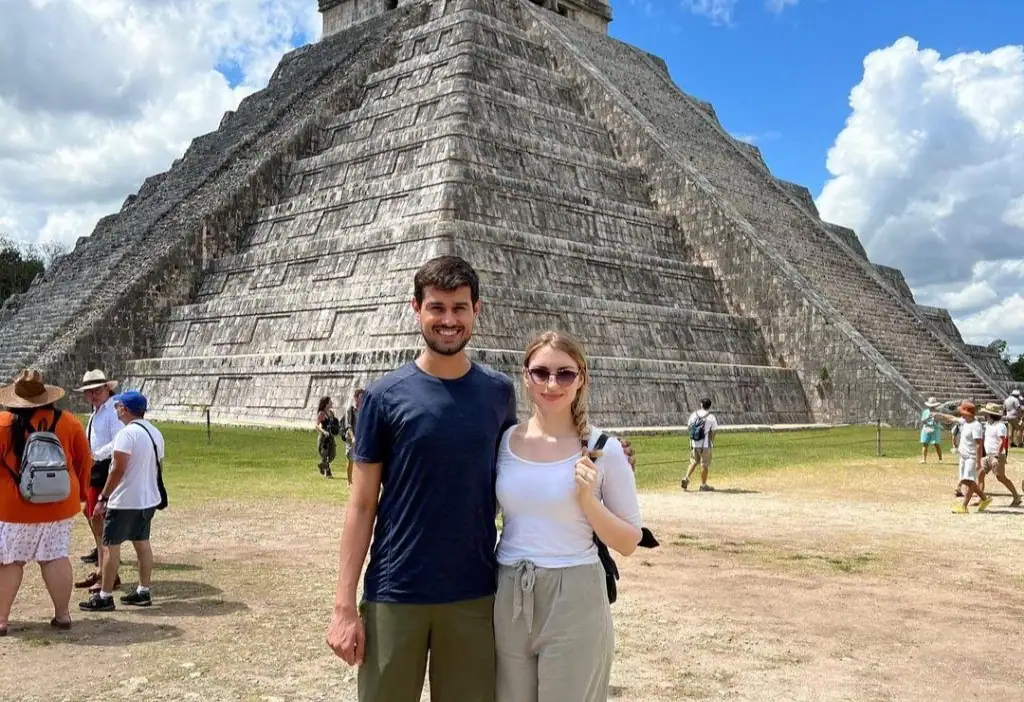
[{"xmin": 50, "ymin": 618, "xmax": 72, "ymax": 630}]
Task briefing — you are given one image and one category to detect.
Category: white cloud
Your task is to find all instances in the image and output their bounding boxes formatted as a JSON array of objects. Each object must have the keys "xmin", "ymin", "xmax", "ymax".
[
  {"xmin": 681, "ymin": 0, "xmax": 738, "ymax": 25},
  {"xmin": 817, "ymin": 37, "xmax": 1024, "ymax": 355},
  {"xmin": 0, "ymin": 0, "xmax": 320, "ymax": 249},
  {"xmin": 958, "ymin": 293, "xmax": 1024, "ymax": 348},
  {"xmin": 731, "ymin": 130, "xmax": 781, "ymax": 145}
]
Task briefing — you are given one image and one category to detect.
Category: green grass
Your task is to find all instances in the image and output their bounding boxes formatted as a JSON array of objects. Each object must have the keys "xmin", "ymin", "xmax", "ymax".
[
  {"xmin": 148, "ymin": 421, "xmax": 925, "ymax": 503},
  {"xmin": 626, "ymin": 425, "xmax": 923, "ymax": 490},
  {"xmin": 157, "ymin": 422, "xmax": 340, "ymax": 502}
]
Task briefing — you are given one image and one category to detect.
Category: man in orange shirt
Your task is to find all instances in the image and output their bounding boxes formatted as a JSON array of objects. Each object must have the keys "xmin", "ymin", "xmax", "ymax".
[{"xmin": 0, "ymin": 370, "xmax": 92, "ymax": 635}]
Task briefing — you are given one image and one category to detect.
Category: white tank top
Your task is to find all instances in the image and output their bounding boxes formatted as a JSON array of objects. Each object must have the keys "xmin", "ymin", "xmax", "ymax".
[{"xmin": 494, "ymin": 425, "xmax": 642, "ymax": 569}]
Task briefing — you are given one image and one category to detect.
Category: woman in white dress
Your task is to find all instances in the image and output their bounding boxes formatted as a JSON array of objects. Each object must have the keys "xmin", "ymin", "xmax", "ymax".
[{"xmin": 494, "ymin": 331, "xmax": 642, "ymax": 702}]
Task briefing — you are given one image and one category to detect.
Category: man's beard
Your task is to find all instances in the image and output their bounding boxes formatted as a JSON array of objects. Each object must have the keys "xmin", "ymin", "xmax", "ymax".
[{"xmin": 422, "ymin": 327, "xmax": 472, "ymax": 356}]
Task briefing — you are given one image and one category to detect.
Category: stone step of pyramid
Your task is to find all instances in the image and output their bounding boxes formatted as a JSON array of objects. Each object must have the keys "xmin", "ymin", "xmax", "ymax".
[
  {"xmin": 244, "ymin": 161, "xmax": 680, "ymax": 258},
  {"xmin": 327, "ymin": 73, "xmax": 618, "ymax": 158},
  {"xmin": 291, "ymin": 115, "xmax": 651, "ymax": 208},
  {"xmin": 198, "ymin": 221, "xmax": 725, "ymax": 312},
  {"xmin": 124, "ymin": 346, "xmax": 812, "ymax": 428},
  {"xmin": 153, "ymin": 285, "xmax": 768, "ymax": 367}
]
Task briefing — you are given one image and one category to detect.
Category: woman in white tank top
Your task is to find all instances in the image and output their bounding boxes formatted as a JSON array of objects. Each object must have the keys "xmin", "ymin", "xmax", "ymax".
[{"xmin": 494, "ymin": 331, "xmax": 642, "ymax": 702}]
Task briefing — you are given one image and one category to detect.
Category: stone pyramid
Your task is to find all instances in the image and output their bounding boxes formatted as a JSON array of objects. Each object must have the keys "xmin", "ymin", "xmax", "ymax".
[{"xmin": 0, "ymin": 0, "xmax": 1009, "ymax": 428}]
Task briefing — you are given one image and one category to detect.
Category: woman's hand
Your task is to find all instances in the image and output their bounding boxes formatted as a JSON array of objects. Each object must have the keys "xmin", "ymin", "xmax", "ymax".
[{"xmin": 575, "ymin": 455, "xmax": 599, "ymax": 504}]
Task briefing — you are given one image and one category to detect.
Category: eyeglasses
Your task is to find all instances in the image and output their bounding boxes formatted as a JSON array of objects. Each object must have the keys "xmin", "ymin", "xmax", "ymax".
[{"xmin": 526, "ymin": 366, "xmax": 580, "ymax": 387}]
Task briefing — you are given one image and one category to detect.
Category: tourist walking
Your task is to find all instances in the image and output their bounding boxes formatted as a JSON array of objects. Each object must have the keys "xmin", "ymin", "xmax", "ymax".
[
  {"xmin": 73, "ymin": 369, "xmax": 123, "ymax": 593},
  {"xmin": 681, "ymin": 398, "xmax": 718, "ymax": 492},
  {"xmin": 315, "ymin": 396, "xmax": 339, "ymax": 479},
  {"xmin": 1006, "ymin": 389, "xmax": 1021, "ymax": 448},
  {"xmin": 978, "ymin": 403, "xmax": 1019, "ymax": 506},
  {"xmin": 80, "ymin": 391, "xmax": 165, "ymax": 612},
  {"xmin": 494, "ymin": 331, "xmax": 642, "ymax": 702},
  {"xmin": 919, "ymin": 397, "xmax": 944, "ymax": 464},
  {"xmin": 0, "ymin": 370, "xmax": 92, "ymax": 635},
  {"xmin": 936, "ymin": 401, "xmax": 991, "ymax": 514},
  {"xmin": 342, "ymin": 389, "xmax": 364, "ymax": 485},
  {"xmin": 324, "ymin": 255, "xmax": 635, "ymax": 702}
]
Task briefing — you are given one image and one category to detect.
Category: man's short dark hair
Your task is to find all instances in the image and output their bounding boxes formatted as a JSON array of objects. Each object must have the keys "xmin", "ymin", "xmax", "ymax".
[
  {"xmin": 701, "ymin": 398, "xmax": 712, "ymax": 410},
  {"xmin": 413, "ymin": 255, "xmax": 479, "ymax": 304}
]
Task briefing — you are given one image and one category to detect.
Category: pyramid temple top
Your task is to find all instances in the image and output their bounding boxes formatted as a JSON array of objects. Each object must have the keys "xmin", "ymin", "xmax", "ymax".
[{"xmin": 319, "ymin": 0, "xmax": 612, "ymax": 37}]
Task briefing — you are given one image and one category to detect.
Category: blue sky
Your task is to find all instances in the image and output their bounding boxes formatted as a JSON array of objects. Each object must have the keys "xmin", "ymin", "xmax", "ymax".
[{"xmin": 609, "ymin": 0, "xmax": 1024, "ymax": 198}]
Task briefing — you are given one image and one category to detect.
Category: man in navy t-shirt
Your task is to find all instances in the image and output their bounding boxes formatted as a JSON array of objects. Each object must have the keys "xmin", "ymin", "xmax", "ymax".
[{"xmin": 326, "ymin": 255, "xmax": 517, "ymax": 702}]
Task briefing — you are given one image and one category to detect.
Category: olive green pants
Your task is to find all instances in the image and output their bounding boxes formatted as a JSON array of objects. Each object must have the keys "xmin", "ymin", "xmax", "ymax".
[{"xmin": 358, "ymin": 595, "xmax": 496, "ymax": 702}]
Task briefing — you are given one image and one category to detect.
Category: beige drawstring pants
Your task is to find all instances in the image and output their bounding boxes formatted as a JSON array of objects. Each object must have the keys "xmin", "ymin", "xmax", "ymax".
[{"xmin": 494, "ymin": 561, "xmax": 613, "ymax": 702}]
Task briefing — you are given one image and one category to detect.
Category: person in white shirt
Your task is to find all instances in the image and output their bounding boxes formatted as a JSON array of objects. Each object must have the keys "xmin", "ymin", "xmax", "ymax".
[
  {"xmin": 1005, "ymin": 389, "xmax": 1021, "ymax": 448},
  {"xmin": 80, "ymin": 391, "xmax": 166, "ymax": 613},
  {"xmin": 494, "ymin": 331, "xmax": 642, "ymax": 702},
  {"xmin": 936, "ymin": 401, "xmax": 991, "ymax": 514},
  {"xmin": 681, "ymin": 398, "xmax": 718, "ymax": 492},
  {"xmin": 978, "ymin": 403, "xmax": 1019, "ymax": 506},
  {"xmin": 72, "ymin": 369, "xmax": 124, "ymax": 592}
]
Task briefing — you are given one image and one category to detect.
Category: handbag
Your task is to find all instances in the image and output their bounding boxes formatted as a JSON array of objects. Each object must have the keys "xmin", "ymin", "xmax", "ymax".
[{"xmin": 583, "ymin": 433, "xmax": 660, "ymax": 604}]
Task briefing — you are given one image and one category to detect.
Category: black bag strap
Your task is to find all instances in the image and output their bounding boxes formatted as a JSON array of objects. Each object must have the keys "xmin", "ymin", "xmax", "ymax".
[{"xmin": 130, "ymin": 420, "xmax": 162, "ymax": 471}]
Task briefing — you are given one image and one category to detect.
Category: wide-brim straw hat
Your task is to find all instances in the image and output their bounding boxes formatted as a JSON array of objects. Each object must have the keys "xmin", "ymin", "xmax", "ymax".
[
  {"xmin": 0, "ymin": 369, "xmax": 66, "ymax": 409},
  {"xmin": 924, "ymin": 397, "xmax": 942, "ymax": 408},
  {"xmin": 74, "ymin": 369, "xmax": 119, "ymax": 393},
  {"xmin": 980, "ymin": 402, "xmax": 1004, "ymax": 418}
]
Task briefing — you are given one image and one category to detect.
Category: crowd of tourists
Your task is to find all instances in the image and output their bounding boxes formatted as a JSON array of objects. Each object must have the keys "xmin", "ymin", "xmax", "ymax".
[
  {"xmin": 920, "ymin": 389, "xmax": 1023, "ymax": 513},
  {"xmin": 0, "ymin": 368, "xmax": 165, "ymax": 635}
]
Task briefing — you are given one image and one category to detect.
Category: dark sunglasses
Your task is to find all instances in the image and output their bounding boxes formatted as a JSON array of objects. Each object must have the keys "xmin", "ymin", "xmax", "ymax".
[{"xmin": 526, "ymin": 366, "xmax": 580, "ymax": 387}]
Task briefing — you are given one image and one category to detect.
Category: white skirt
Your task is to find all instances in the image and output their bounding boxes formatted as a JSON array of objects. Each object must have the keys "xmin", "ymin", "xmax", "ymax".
[{"xmin": 0, "ymin": 519, "xmax": 74, "ymax": 564}]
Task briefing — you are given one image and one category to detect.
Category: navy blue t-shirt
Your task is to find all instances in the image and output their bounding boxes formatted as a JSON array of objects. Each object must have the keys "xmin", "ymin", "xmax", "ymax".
[{"xmin": 353, "ymin": 361, "xmax": 518, "ymax": 604}]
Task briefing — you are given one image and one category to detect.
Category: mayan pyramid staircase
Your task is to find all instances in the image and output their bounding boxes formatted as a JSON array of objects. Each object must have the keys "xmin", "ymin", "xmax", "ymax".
[
  {"xmin": 124, "ymin": 0, "xmax": 812, "ymax": 427},
  {"xmin": 533, "ymin": 4, "xmax": 1003, "ymax": 408}
]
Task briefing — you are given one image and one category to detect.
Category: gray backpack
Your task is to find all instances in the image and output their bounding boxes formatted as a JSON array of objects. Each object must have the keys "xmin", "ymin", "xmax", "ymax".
[{"xmin": 5, "ymin": 410, "xmax": 71, "ymax": 504}]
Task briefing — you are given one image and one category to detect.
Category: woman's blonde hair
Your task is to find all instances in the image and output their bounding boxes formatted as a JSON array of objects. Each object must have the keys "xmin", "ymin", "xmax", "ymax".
[{"xmin": 523, "ymin": 331, "xmax": 593, "ymax": 447}]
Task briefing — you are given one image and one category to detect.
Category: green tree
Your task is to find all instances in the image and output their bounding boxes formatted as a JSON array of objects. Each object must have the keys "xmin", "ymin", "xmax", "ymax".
[
  {"xmin": 0, "ymin": 235, "xmax": 45, "ymax": 303},
  {"xmin": 1010, "ymin": 353, "xmax": 1024, "ymax": 383}
]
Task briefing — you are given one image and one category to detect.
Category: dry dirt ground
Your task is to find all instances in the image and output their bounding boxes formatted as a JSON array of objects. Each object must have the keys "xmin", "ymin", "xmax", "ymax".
[{"xmin": 3, "ymin": 456, "xmax": 1024, "ymax": 702}]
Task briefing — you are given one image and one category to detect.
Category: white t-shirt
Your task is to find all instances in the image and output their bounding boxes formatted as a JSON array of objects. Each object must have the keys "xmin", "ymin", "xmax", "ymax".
[
  {"xmin": 1005, "ymin": 396, "xmax": 1020, "ymax": 420},
  {"xmin": 957, "ymin": 419, "xmax": 984, "ymax": 459},
  {"xmin": 495, "ymin": 426, "xmax": 642, "ymax": 569},
  {"xmin": 109, "ymin": 420, "xmax": 165, "ymax": 510},
  {"xmin": 984, "ymin": 421, "xmax": 1008, "ymax": 456},
  {"xmin": 687, "ymin": 410, "xmax": 718, "ymax": 449}
]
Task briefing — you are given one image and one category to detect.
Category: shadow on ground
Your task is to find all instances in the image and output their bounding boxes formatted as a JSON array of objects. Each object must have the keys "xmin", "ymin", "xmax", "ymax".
[{"xmin": 6, "ymin": 618, "xmax": 184, "ymax": 647}]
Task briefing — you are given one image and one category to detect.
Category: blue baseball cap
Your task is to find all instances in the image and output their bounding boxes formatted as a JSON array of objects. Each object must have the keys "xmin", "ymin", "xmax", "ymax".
[{"xmin": 113, "ymin": 390, "xmax": 148, "ymax": 415}]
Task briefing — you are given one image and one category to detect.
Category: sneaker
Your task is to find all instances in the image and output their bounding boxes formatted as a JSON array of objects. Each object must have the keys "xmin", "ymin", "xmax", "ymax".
[
  {"xmin": 699, "ymin": 484, "xmax": 715, "ymax": 492},
  {"xmin": 325, "ymin": 469, "xmax": 334, "ymax": 479},
  {"xmin": 952, "ymin": 504, "xmax": 968, "ymax": 514},
  {"xmin": 80, "ymin": 548, "xmax": 98, "ymax": 564},
  {"xmin": 120, "ymin": 590, "xmax": 152, "ymax": 607},
  {"xmin": 79, "ymin": 593, "xmax": 115, "ymax": 612},
  {"xmin": 680, "ymin": 478, "xmax": 689, "ymax": 491},
  {"xmin": 978, "ymin": 497, "xmax": 993, "ymax": 512}
]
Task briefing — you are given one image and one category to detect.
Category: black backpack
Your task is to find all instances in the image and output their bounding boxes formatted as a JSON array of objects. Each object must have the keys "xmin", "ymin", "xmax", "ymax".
[{"xmin": 584, "ymin": 433, "xmax": 660, "ymax": 604}]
